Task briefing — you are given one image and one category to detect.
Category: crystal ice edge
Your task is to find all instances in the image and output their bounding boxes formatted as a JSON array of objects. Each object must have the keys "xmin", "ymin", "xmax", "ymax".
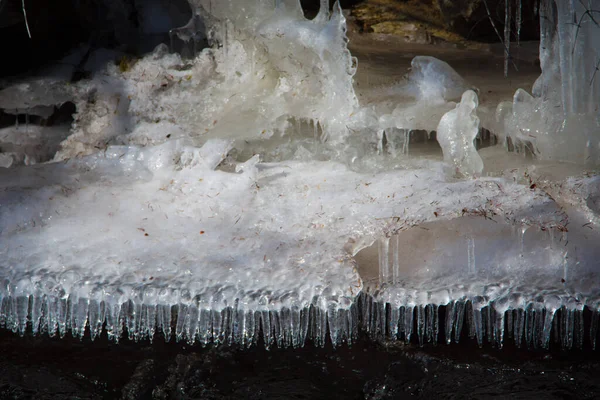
[{"xmin": 1, "ymin": 291, "xmax": 600, "ymax": 350}]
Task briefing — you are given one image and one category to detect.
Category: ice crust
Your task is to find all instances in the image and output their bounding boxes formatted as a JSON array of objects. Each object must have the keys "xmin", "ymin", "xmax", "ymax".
[{"xmin": 0, "ymin": 0, "xmax": 599, "ymax": 349}]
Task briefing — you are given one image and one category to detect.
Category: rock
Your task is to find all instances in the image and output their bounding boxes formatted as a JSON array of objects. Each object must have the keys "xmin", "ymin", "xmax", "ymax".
[{"xmin": 351, "ymin": 0, "xmax": 540, "ymax": 44}]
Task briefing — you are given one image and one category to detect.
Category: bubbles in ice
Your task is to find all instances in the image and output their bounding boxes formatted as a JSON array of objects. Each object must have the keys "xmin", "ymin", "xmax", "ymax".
[{"xmin": 436, "ymin": 90, "xmax": 483, "ymax": 178}]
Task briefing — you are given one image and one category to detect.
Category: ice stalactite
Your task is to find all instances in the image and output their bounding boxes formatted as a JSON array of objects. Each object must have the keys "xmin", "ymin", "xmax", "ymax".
[
  {"xmin": 364, "ymin": 197, "xmax": 600, "ymax": 349},
  {"xmin": 358, "ymin": 296, "xmax": 600, "ymax": 350},
  {"xmin": 496, "ymin": 0, "xmax": 600, "ymax": 164}
]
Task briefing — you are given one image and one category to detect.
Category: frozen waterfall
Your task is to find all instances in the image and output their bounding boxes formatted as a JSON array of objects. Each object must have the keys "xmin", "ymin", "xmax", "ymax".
[{"xmin": 0, "ymin": 0, "xmax": 599, "ymax": 350}]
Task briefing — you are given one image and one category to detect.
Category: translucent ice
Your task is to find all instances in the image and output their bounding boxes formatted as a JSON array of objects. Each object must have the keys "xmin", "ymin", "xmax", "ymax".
[
  {"xmin": 376, "ymin": 56, "xmax": 471, "ymax": 136},
  {"xmin": 496, "ymin": 0, "xmax": 600, "ymax": 164},
  {"xmin": 407, "ymin": 56, "xmax": 471, "ymax": 102},
  {"xmin": 436, "ymin": 90, "xmax": 483, "ymax": 177}
]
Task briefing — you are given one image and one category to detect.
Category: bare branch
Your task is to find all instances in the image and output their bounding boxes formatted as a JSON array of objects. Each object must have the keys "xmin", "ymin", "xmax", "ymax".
[{"xmin": 22, "ymin": 0, "xmax": 32, "ymax": 39}]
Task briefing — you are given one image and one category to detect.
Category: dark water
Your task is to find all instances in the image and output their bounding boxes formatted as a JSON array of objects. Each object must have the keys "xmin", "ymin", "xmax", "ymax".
[{"xmin": 0, "ymin": 329, "xmax": 599, "ymax": 400}]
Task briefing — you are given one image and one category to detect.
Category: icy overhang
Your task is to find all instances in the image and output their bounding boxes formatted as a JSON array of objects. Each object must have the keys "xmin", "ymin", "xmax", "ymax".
[{"xmin": 0, "ymin": 137, "xmax": 571, "ymax": 345}]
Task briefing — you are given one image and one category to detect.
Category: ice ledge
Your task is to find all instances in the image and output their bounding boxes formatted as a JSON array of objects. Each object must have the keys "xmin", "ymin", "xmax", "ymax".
[{"xmin": 1, "ymin": 140, "xmax": 596, "ymax": 349}]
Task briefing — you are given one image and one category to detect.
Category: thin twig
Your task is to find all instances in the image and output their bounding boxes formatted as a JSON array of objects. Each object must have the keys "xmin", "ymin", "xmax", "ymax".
[
  {"xmin": 571, "ymin": 0, "xmax": 600, "ymax": 54},
  {"xmin": 482, "ymin": 0, "xmax": 518, "ymax": 73},
  {"xmin": 590, "ymin": 57, "xmax": 600, "ymax": 86},
  {"xmin": 22, "ymin": 0, "xmax": 32, "ymax": 38}
]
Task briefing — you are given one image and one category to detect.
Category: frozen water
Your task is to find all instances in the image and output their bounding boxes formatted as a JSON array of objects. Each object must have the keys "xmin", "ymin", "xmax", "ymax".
[
  {"xmin": 0, "ymin": 0, "xmax": 599, "ymax": 349},
  {"xmin": 496, "ymin": 0, "xmax": 600, "ymax": 163},
  {"xmin": 436, "ymin": 90, "xmax": 484, "ymax": 178}
]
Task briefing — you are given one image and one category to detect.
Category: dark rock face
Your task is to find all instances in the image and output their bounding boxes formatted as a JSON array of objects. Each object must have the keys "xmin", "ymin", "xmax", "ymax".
[
  {"xmin": 351, "ymin": 0, "xmax": 540, "ymax": 43},
  {"xmin": 0, "ymin": 0, "xmax": 90, "ymax": 76},
  {"xmin": 0, "ymin": 0, "xmax": 541, "ymax": 78},
  {"xmin": 0, "ymin": 330, "xmax": 599, "ymax": 399},
  {"xmin": 0, "ymin": 0, "xmax": 191, "ymax": 77},
  {"xmin": 436, "ymin": 0, "xmax": 540, "ymax": 42}
]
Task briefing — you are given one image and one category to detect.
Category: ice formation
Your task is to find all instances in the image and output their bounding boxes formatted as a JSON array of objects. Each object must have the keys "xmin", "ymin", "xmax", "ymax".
[
  {"xmin": 0, "ymin": 0, "xmax": 599, "ymax": 350},
  {"xmin": 495, "ymin": 0, "xmax": 600, "ymax": 164},
  {"xmin": 436, "ymin": 90, "xmax": 483, "ymax": 177}
]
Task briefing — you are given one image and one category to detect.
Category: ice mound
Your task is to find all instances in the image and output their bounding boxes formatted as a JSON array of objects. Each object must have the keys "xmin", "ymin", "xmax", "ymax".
[
  {"xmin": 436, "ymin": 90, "xmax": 483, "ymax": 178},
  {"xmin": 0, "ymin": 132, "xmax": 570, "ymax": 346},
  {"xmin": 406, "ymin": 56, "xmax": 472, "ymax": 102},
  {"xmin": 374, "ymin": 56, "xmax": 472, "ymax": 137}
]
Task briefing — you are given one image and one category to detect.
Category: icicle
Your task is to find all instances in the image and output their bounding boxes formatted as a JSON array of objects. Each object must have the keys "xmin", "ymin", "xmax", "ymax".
[
  {"xmin": 493, "ymin": 299, "xmax": 508, "ymax": 348},
  {"xmin": 391, "ymin": 235, "xmax": 400, "ymax": 285},
  {"xmin": 518, "ymin": 225, "xmax": 527, "ymax": 256},
  {"xmin": 176, "ymin": 304, "xmax": 187, "ymax": 341},
  {"xmin": 299, "ymin": 307, "xmax": 309, "ymax": 347},
  {"xmin": 198, "ymin": 309, "xmax": 212, "ymax": 346},
  {"xmin": 533, "ymin": 306, "xmax": 545, "ymax": 349},
  {"xmin": 504, "ymin": 0, "xmax": 512, "ymax": 77},
  {"xmin": 467, "ymin": 236, "xmax": 476, "ymax": 274},
  {"xmin": 485, "ymin": 306, "xmax": 494, "ymax": 344},
  {"xmin": 433, "ymin": 305, "xmax": 439, "ymax": 345},
  {"xmin": 15, "ymin": 295, "xmax": 28, "ymax": 335},
  {"xmin": 74, "ymin": 297, "xmax": 89, "ymax": 339},
  {"xmin": 222, "ymin": 19, "xmax": 228, "ymax": 56},
  {"xmin": 541, "ymin": 308, "xmax": 555, "ymax": 349},
  {"xmin": 264, "ymin": 311, "xmax": 275, "ymax": 347},
  {"xmin": 425, "ymin": 304, "xmax": 434, "ymax": 343},
  {"xmin": 389, "ymin": 306, "xmax": 400, "ymax": 339},
  {"xmin": 524, "ymin": 306, "xmax": 535, "ymax": 348},
  {"xmin": 454, "ymin": 300, "xmax": 465, "ymax": 343},
  {"xmin": 417, "ymin": 305, "xmax": 425, "ymax": 346},
  {"xmin": 376, "ymin": 130, "xmax": 384, "ymax": 154},
  {"xmin": 591, "ymin": 308, "xmax": 599, "ymax": 350},
  {"xmin": 30, "ymin": 295, "xmax": 43, "ymax": 336},
  {"xmin": 472, "ymin": 305, "xmax": 484, "ymax": 347},
  {"xmin": 514, "ymin": 308, "xmax": 524, "ymax": 347},
  {"xmin": 378, "ymin": 237, "xmax": 390, "ymax": 285},
  {"xmin": 445, "ymin": 302, "xmax": 456, "ymax": 345},
  {"xmin": 575, "ymin": 309, "xmax": 584, "ymax": 349},
  {"xmin": 540, "ymin": 296, "xmax": 559, "ymax": 348},
  {"xmin": 187, "ymin": 306, "xmax": 199, "ymax": 344},
  {"xmin": 506, "ymin": 309, "xmax": 514, "ymax": 339},
  {"xmin": 376, "ymin": 302, "xmax": 385, "ymax": 340},
  {"xmin": 405, "ymin": 306, "xmax": 414, "ymax": 343},
  {"xmin": 403, "ymin": 130, "xmax": 410, "ymax": 155}
]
